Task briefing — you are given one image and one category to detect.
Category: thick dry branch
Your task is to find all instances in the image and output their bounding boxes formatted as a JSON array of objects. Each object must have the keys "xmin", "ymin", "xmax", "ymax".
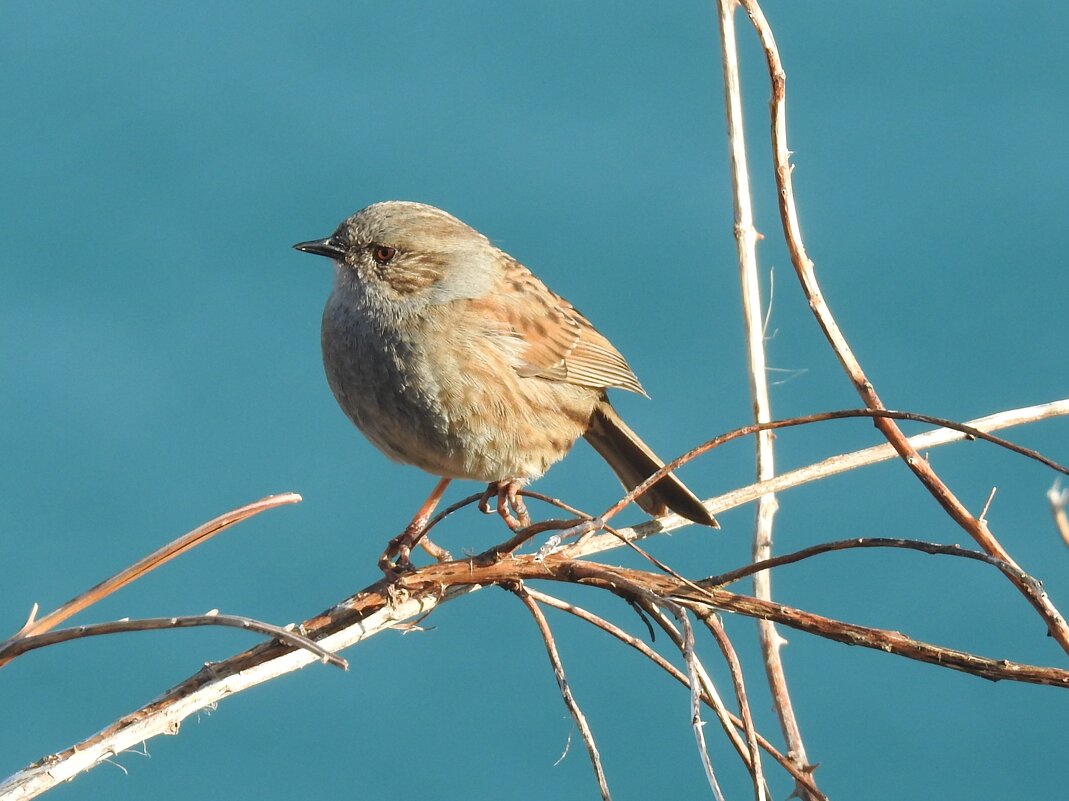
[{"xmin": 6, "ymin": 547, "xmax": 1067, "ymax": 800}]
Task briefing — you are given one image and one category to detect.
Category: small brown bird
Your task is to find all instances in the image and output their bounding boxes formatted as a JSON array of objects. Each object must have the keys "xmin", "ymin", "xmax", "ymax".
[{"xmin": 295, "ymin": 201, "xmax": 716, "ymax": 568}]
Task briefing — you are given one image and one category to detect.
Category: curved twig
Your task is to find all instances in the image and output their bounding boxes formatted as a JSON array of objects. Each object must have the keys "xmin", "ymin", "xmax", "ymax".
[
  {"xmin": 704, "ymin": 537, "xmax": 1037, "ymax": 590},
  {"xmin": 524, "ymin": 588, "xmax": 826, "ymax": 799},
  {"xmin": 570, "ymin": 399, "xmax": 1069, "ymax": 559},
  {"xmin": 700, "ymin": 611, "xmax": 767, "ymax": 801},
  {"xmin": 0, "ymin": 493, "xmax": 303, "ymax": 669},
  {"xmin": 0, "ymin": 613, "xmax": 347, "ymax": 670},
  {"xmin": 599, "ymin": 407, "xmax": 1069, "ymax": 530},
  {"xmin": 508, "ymin": 583, "xmax": 612, "ymax": 801},
  {"xmin": 734, "ymin": 0, "xmax": 1069, "ymax": 654}
]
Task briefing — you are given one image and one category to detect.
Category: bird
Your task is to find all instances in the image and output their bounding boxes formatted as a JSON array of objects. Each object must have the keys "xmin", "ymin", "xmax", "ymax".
[{"xmin": 294, "ymin": 201, "xmax": 716, "ymax": 570}]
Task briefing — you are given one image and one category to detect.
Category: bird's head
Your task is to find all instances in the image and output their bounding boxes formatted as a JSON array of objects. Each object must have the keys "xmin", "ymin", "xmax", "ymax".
[{"xmin": 294, "ymin": 201, "xmax": 498, "ymax": 308}]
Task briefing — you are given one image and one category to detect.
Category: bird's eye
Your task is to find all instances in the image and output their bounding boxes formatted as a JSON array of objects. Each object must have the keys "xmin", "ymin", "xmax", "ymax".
[{"xmin": 371, "ymin": 245, "xmax": 397, "ymax": 264}]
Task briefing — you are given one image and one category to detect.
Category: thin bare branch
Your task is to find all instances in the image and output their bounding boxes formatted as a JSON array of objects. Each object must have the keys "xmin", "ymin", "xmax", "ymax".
[
  {"xmin": 597, "ymin": 407, "xmax": 1069, "ymax": 532},
  {"xmin": 681, "ymin": 608, "xmax": 725, "ymax": 801},
  {"xmin": 636, "ymin": 600, "xmax": 726, "ymax": 801},
  {"xmin": 714, "ymin": 0, "xmax": 811, "ymax": 792},
  {"xmin": 735, "ymin": 0, "xmax": 1069, "ymax": 654},
  {"xmin": 1, "ymin": 493, "xmax": 302, "ymax": 664},
  {"xmin": 570, "ymin": 399, "xmax": 1069, "ymax": 558},
  {"xmin": 421, "ymin": 491, "xmax": 484, "ymax": 536},
  {"xmin": 0, "ymin": 612, "xmax": 347, "ymax": 669},
  {"xmin": 508, "ymin": 583, "xmax": 612, "ymax": 801},
  {"xmin": 525, "ymin": 589, "xmax": 826, "ymax": 799},
  {"xmin": 704, "ymin": 537, "xmax": 1035, "ymax": 589},
  {"xmin": 979, "ymin": 487, "xmax": 998, "ymax": 523},
  {"xmin": 701, "ymin": 612, "xmax": 767, "ymax": 801},
  {"xmin": 519, "ymin": 490, "xmax": 593, "ymax": 520}
]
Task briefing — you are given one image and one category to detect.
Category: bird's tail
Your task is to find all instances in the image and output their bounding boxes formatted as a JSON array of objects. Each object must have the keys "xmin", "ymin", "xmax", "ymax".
[{"xmin": 583, "ymin": 399, "xmax": 718, "ymax": 527}]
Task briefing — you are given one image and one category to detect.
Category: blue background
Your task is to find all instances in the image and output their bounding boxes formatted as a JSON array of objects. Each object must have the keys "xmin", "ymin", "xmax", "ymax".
[{"xmin": 2, "ymin": 2, "xmax": 1068, "ymax": 799}]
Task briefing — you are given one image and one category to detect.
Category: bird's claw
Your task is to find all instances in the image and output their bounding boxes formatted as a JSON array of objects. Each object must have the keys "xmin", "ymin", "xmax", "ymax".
[
  {"xmin": 379, "ymin": 526, "xmax": 420, "ymax": 578},
  {"xmin": 480, "ymin": 480, "xmax": 530, "ymax": 531}
]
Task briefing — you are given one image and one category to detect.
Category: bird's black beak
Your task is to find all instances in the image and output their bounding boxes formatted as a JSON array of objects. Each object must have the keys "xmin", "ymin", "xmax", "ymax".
[{"xmin": 293, "ymin": 237, "xmax": 346, "ymax": 260}]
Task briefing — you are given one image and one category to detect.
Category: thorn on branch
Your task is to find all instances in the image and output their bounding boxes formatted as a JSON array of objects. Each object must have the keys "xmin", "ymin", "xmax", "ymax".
[
  {"xmin": 979, "ymin": 487, "xmax": 998, "ymax": 523},
  {"xmin": 1049, "ymin": 481, "xmax": 1069, "ymax": 548}
]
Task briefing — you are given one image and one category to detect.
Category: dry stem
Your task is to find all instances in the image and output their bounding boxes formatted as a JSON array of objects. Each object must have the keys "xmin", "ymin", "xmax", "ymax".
[
  {"xmin": 524, "ymin": 588, "xmax": 825, "ymax": 798},
  {"xmin": 633, "ymin": 596, "xmax": 726, "ymax": 801},
  {"xmin": 701, "ymin": 612, "xmax": 766, "ymax": 801},
  {"xmin": 715, "ymin": 1, "xmax": 812, "ymax": 795},
  {"xmin": 6, "ymin": 542, "xmax": 1069, "ymax": 800},
  {"xmin": 572, "ymin": 400, "xmax": 1069, "ymax": 558},
  {"xmin": 509, "ymin": 583, "xmax": 611, "ymax": 801},
  {"xmin": 0, "ymin": 613, "xmax": 346, "ymax": 669},
  {"xmin": 4, "ymin": 402, "xmax": 1066, "ymax": 798},
  {"xmin": 735, "ymin": 0, "xmax": 1069, "ymax": 654},
  {"xmin": 1, "ymin": 493, "xmax": 302, "ymax": 662}
]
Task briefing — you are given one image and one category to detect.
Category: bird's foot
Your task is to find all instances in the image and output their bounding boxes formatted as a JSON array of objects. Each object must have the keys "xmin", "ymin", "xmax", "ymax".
[
  {"xmin": 379, "ymin": 523, "xmax": 421, "ymax": 577},
  {"xmin": 479, "ymin": 480, "xmax": 531, "ymax": 532},
  {"xmin": 380, "ymin": 477, "xmax": 454, "ymax": 577},
  {"xmin": 380, "ymin": 525, "xmax": 455, "ymax": 579}
]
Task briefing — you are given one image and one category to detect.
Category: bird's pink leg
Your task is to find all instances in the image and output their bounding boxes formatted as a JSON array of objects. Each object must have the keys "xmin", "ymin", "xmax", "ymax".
[{"xmin": 380, "ymin": 477, "xmax": 452, "ymax": 574}]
